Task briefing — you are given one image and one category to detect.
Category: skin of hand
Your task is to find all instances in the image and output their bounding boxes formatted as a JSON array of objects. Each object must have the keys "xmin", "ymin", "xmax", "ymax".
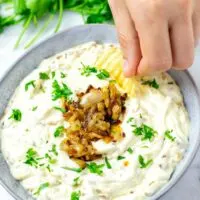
[{"xmin": 109, "ymin": 0, "xmax": 200, "ymax": 76}]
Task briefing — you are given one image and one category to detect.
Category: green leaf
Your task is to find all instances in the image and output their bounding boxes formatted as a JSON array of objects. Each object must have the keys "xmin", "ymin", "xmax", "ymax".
[
  {"xmin": 86, "ymin": 162, "xmax": 104, "ymax": 175},
  {"xmin": 138, "ymin": 155, "xmax": 153, "ymax": 169},
  {"xmin": 60, "ymin": 72, "xmax": 67, "ymax": 78},
  {"xmin": 81, "ymin": 64, "xmax": 97, "ymax": 77},
  {"xmin": 105, "ymin": 157, "xmax": 112, "ymax": 169},
  {"xmin": 49, "ymin": 144, "xmax": 58, "ymax": 156},
  {"xmin": 25, "ymin": 80, "xmax": 35, "ymax": 91},
  {"xmin": 127, "ymin": 147, "xmax": 133, "ymax": 154},
  {"xmin": 9, "ymin": 109, "xmax": 22, "ymax": 121},
  {"xmin": 62, "ymin": 166, "xmax": 82, "ymax": 173},
  {"xmin": 26, "ymin": 0, "xmax": 51, "ymax": 17},
  {"xmin": 96, "ymin": 69, "xmax": 110, "ymax": 80},
  {"xmin": 141, "ymin": 79, "xmax": 159, "ymax": 89},
  {"xmin": 73, "ymin": 177, "xmax": 81, "ymax": 187},
  {"xmin": 39, "ymin": 72, "xmax": 50, "ymax": 80},
  {"xmin": 133, "ymin": 124, "xmax": 157, "ymax": 141},
  {"xmin": 54, "ymin": 126, "xmax": 64, "ymax": 137},
  {"xmin": 13, "ymin": 0, "xmax": 27, "ymax": 14},
  {"xmin": 52, "ymin": 80, "xmax": 73, "ymax": 101},
  {"xmin": 53, "ymin": 106, "xmax": 66, "ymax": 113},
  {"xmin": 117, "ymin": 156, "xmax": 125, "ymax": 160},
  {"xmin": 24, "ymin": 148, "xmax": 38, "ymax": 167},
  {"xmin": 70, "ymin": 191, "xmax": 81, "ymax": 200},
  {"xmin": 32, "ymin": 106, "xmax": 38, "ymax": 111},
  {"xmin": 51, "ymin": 71, "xmax": 56, "ymax": 79},
  {"xmin": 34, "ymin": 182, "xmax": 49, "ymax": 196},
  {"xmin": 164, "ymin": 130, "xmax": 175, "ymax": 141}
]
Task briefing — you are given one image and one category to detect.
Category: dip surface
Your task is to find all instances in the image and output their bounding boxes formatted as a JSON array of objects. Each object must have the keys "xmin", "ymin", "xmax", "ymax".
[{"xmin": 0, "ymin": 42, "xmax": 189, "ymax": 200}]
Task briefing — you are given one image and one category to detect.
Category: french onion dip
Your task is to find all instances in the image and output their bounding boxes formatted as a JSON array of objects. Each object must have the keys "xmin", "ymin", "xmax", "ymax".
[{"xmin": 0, "ymin": 42, "xmax": 189, "ymax": 200}]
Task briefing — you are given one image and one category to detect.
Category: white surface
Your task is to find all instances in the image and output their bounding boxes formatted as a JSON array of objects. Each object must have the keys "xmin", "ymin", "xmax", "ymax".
[{"xmin": 0, "ymin": 11, "xmax": 200, "ymax": 200}]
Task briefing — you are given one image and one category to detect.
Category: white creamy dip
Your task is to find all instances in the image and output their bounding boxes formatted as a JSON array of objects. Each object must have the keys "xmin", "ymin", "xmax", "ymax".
[{"xmin": 0, "ymin": 42, "xmax": 189, "ymax": 200}]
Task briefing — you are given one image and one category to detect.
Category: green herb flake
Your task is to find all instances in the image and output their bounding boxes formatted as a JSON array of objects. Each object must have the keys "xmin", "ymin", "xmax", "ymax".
[
  {"xmin": 61, "ymin": 72, "xmax": 67, "ymax": 78},
  {"xmin": 141, "ymin": 79, "xmax": 159, "ymax": 89},
  {"xmin": 73, "ymin": 177, "xmax": 81, "ymax": 187},
  {"xmin": 51, "ymin": 71, "xmax": 56, "ymax": 79},
  {"xmin": 62, "ymin": 166, "xmax": 82, "ymax": 173},
  {"xmin": 105, "ymin": 157, "xmax": 112, "ymax": 169},
  {"xmin": 127, "ymin": 117, "xmax": 134, "ymax": 123},
  {"xmin": 164, "ymin": 130, "xmax": 176, "ymax": 141},
  {"xmin": 32, "ymin": 106, "xmax": 38, "ymax": 111},
  {"xmin": 127, "ymin": 147, "xmax": 133, "ymax": 154},
  {"xmin": 86, "ymin": 162, "xmax": 105, "ymax": 175},
  {"xmin": 9, "ymin": 109, "xmax": 22, "ymax": 121},
  {"xmin": 53, "ymin": 106, "xmax": 66, "ymax": 113},
  {"xmin": 117, "ymin": 156, "xmax": 125, "ymax": 160},
  {"xmin": 49, "ymin": 144, "xmax": 58, "ymax": 156},
  {"xmin": 24, "ymin": 148, "xmax": 38, "ymax": 167},
  {"xmin": 96, "ymin": 69, "xmax": 110, "ymax": 80},
  {"xmin": 70, "ymin": 191, "xmax": 81, "ymax": 200},
  {"xmin": 81, "ymin": 64, "xmax": 97, "ymax": 77},
  {"xmin": 25, "ymin": 80, "xmax": 35, "ymax": 91},
  {"xmin": 52, "ymin": 80, "xmax": 73, "ymax": 101},
  {"xmin": 138, "ymin": 155, "xmax": 153, "ymax": 169},
  {"xmin": 34, "ymin": 182, "xmax": 49, "ymax": 196},
  {"xmin": 54, "ymin": 126, "xmax": 64, "ymax": 137},
  {"xmin": 39, "ymin": 72, "xmax": 50, "ymax": 80},
  {"xmin": 133, "ymin": 124, "xmax": 157, "ymax": 141}
]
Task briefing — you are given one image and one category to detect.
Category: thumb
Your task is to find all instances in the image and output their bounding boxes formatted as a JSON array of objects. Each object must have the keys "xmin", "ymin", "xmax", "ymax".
[{"xmin": 109, "ymin": 0, "xmax": 142, "ymax": 77}]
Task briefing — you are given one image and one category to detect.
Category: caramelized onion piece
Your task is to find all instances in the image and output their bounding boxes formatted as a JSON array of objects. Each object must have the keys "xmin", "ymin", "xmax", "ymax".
[{"xmin": 61, "ymin": 83, "xmax": 127, "ymax": 166}]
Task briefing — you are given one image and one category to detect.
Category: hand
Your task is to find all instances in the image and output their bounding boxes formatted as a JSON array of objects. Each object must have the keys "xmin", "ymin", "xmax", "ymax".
[{"xmin": 109, "ymin": 0, "xmax": 200, "ymax": 76}]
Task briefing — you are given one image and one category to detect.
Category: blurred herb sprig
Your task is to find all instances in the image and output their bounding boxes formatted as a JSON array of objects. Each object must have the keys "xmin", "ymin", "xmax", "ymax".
[{"xmin": 0, "ymin": 0, "xmax": 113, "ymax": 48}]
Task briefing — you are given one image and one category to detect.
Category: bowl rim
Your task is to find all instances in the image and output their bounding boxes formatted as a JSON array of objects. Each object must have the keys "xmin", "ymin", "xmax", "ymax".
[{"xmin": 0, "ymin": 24, "xmax": 200, "ymax": 200}]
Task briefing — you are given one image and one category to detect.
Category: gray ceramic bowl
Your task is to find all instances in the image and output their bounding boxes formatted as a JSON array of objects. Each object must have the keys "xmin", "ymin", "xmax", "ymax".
[{"xmin": 0, "ymin": 24, "xmax": 200, "ymax": 200}]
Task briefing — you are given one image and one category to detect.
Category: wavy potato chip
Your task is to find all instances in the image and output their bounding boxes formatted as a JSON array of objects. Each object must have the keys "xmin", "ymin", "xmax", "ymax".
[{"xmin": 95, "ymin": 46, "xmax": 144, "ymax": 96}]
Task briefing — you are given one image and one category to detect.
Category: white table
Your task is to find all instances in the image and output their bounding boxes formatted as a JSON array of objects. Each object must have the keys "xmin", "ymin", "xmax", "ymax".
[{"xmin": 0, "ymin": 12, "xmax": 200, "ymax": 200}]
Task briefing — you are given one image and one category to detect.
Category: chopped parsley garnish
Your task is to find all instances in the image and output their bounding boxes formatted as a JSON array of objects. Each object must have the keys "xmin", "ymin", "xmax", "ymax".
[
  {"xmin": 127, "ymin": 147, "xmax": 133, "ymax": 154},
  {"xmin": 105, "ymin": 157, "xmax": 112, "ymax": 169},
  {"xmin": 54, "ymin": 126, "xmax": 64, "ymax": 137},
  {"xmin": 164, "ymin": 130, "xmax": 176, "ymax": 141},
  {"xmin": 49, "ymin": 144, "xmax": 58, "ymax": 156},
  {"xmin": 96, "ymin": 69, "xmax": 110, "ymax": 80},
  {"xmin": 80, "ymin": 64, "xmax": 110, "ymax": 80},
  {"xmin": 52, "ymin": 80, "xmax": 73, "ymax": 101},
  {"xmin": 32, "ymin": 106, "xmax": 38, "ymax": 111},
  {"xmin": 71, "ymin": 191, "xmax": 81, "ymax": 200},
  {"xmin": 138, "ymin": 155, "xmax": 153, "ymax": 169},
  {"xmin": 81, "ymin": 64, "xmax": 97, "ymax": 76},
  {"xmin": 133, "ymin": 124, "xmax": 157, "ymax": 141},
  {"xmin": 24, "ymin": 148, "xmax": 38, "ymax": 167},
  {"xmin": 141, "ymin": 79, "xmax": 159, "ymax": 89},
  {"xmin": 45, "ymin": 153, "xmax": 56, "ymax": 164},
  {"xmin": 73, "ymin": 177, "xmax": 81, "ymax": 187},
  {"xmin": 53, "ymin": 106, "xmax": 66, "ymax": 113},
  {"xmin": 25, "ymin": 80, "xmax": 35, "ymax": 91},
  {"xmin": 127, "ymin": 117, "xmax": 134, "ymax": 123},
  {"xmin": 86, "ymin": 162, "xmax": 105, "ymax": 175},
  {"xmin": 34, "ymin": 182, "xmax": 49, "ymax": 196},
  {"xmin": 62, "ymin": 166, "xmax": 82, "ymax": 173},
  {"xmin": 51, "ymin": 71, "xmax": 56, "ymax": 79},
  {"xmin": 46, "ymin": 164, "xmax": 51, "ymax": 172},
  {"xmin": 61, "ymin": 72, "xmax": 67, "ymax": 78},
  {"xmin": 9, "ymin": 109, "xmax": 22, "ymax": 121},
  {"xmin": 39, "ymin": 72, "xmax": 50, "ymax": 80},
  {"xmin": 117, "ymin": 156, "xmax": 125, "ymax": 160}
]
